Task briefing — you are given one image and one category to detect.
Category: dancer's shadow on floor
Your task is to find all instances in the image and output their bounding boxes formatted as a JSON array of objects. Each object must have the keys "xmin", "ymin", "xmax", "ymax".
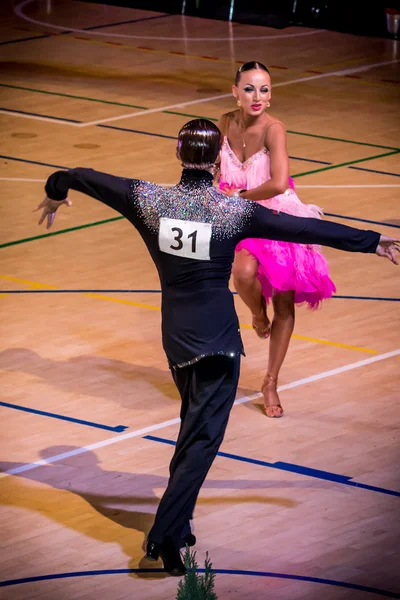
[
  {"xmin": 0, "ymin": 348, "xmax": 263, "ymax": 413},
  {"xmin": 1, "ymin": 445, "xmax": 335, "ymax": 578},
  {"xmin": 0, "ymin": 347, "xmax": 180, "ymax": 407}
]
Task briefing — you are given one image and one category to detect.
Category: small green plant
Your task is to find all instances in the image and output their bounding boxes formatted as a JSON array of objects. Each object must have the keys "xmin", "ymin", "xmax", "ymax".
[{"xmin": 176, "ymin": 547, "xmax": 218, "ymax": 600}]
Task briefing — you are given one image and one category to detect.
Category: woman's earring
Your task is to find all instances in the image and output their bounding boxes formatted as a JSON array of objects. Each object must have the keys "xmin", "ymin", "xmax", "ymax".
[
  {"xmin": 237, "ymin": 100, "xmax": 241, "ymax": 107},
  {"xmin": 267, "ymin": 101, "xmax": 271, "ymax": 108}
]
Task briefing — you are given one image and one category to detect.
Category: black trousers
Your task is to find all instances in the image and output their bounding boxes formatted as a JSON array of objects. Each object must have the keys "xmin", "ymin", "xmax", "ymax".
[{"xmin": 148, "ymin": 354, "xmax": 241, "ymax": 544}]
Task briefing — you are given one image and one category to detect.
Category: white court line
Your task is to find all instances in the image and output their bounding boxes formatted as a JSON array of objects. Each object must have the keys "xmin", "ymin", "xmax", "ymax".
[
  {"xmin": 79, "ymin": 93, "xmax": 233, "ymax": 127},
  {"xmin": 15, "ymin": 0, "xmax": 325, "ymax": 41},
  {"xmin": 0, "ymin": 110, "xmax": 80, "ymax": 126},
  {"xmin": 78, "ymin": 59, "xmax": 400, "ymax": 128},
  {"xmin": 0, "ymin": 178, "xmax": 46, "ymax": 182},
  {"xmin": 1, "ymin": 348, "xmax": 398, "ymax": 479}
]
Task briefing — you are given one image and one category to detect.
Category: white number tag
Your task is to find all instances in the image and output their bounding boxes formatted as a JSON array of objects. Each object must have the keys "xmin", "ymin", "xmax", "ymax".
[{"xmin": 159, "ymin": 218, "xmax": 211, "ymax": 260}]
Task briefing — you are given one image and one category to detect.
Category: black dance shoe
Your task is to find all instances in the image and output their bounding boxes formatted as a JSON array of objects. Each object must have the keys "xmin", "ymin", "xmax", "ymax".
[
  {"xmin": 146, "ymin": 538, "xmax": 187, "ymax": 576},
  {"xmin": 145, "ymin": 539, "xmax": 160, "ymax": 561},
  {"xmin": 179, "ymin": 532, "xmax": 197, "ymax": 548}
]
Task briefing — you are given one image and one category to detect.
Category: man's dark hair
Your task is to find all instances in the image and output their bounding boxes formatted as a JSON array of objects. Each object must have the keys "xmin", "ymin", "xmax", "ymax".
[{"xmin": 178, "ymin": 119, "xmax": 221, "ymax": 169}]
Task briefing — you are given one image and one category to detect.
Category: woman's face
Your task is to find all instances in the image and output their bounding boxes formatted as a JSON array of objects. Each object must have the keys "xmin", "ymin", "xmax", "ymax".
[{"xmin": 233, "ymin": 69, "xmax": 271, "ymax": 116}]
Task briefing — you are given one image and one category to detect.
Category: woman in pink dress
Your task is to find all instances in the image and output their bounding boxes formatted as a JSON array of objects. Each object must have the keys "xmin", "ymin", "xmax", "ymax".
[{"xmin": 217, "ymin": 61, "xmax": 335, "ymax": 418}]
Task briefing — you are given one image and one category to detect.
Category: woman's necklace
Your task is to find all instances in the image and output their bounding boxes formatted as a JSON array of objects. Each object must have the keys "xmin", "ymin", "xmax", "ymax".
[{"xmin": 240, "ymin": 124, "xmax": 248, "ymax": 148}]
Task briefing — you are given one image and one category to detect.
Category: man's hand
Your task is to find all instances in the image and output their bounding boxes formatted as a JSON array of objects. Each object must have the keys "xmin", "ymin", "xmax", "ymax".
[
  {"xmin": 376, "ymin": 236, "xmax": 400, "ymax": 264},
  {"xmin": 35, "ymin": 196, "xmax": 72, "ymax": 229}
]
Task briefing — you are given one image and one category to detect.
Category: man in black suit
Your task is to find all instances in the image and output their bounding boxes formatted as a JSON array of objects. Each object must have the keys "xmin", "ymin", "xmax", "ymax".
[{"xmin": 38, "ymin": 119, "xmax": 398, "ymax": 575}]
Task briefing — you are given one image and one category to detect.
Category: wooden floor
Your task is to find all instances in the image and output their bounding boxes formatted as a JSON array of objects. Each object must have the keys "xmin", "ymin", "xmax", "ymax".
[{"xmin": 0, "ymin": 1, "xmax": 399, "ymax": 598}]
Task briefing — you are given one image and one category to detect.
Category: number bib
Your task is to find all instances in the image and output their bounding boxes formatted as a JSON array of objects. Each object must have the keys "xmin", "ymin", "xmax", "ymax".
[{"xmin": 159, "ymin": 217, "xmax": 211, "ymax": 260}]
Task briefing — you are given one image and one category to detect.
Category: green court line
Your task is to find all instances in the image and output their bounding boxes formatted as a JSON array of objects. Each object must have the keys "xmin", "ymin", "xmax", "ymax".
[
  {"xmin": 286, "ymin": 129, "xmax": 399, "ymax": 152},
  {"xmin": 292, "ymin": 150, "xmax": 400, "ymax": 178},
  {"xmin": 2, "ymin": 149, "xmax": 399, "ymax": 249},
  {"xmin": 0, "ymin": 216, "xmax": 124, "ymax": 249},
  {"xmin": 1, "ymin": 82, "xmax": 399, "ymax": 151},
  {"xmin": 0, "ymin": 83, "xmax": 147, "ymax": 110},
  {"xmin": 2, "ymin": 147, "xmax": 398, "ymax": 249}
]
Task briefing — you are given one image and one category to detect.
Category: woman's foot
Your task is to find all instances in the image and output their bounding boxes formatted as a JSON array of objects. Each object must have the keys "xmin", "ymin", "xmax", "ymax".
[
  {"xmin": 261, "ymin": 374, "xmax": 283, "ymax": 418},
  {"xmin": 252, "ymin": 297, "xmax": 271, "ymax": 339}
]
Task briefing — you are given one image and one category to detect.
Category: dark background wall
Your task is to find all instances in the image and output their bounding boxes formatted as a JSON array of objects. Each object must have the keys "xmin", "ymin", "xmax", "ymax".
[{"xmin": 81, "ymin": 0, "xmax": 400, "ymax": 38}]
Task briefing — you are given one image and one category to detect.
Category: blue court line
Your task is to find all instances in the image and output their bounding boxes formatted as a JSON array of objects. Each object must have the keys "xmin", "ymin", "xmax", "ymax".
[
  {"xmin": 1, "ymin": 13, "xmax": 171, "ymax": 46},
  {"xmin": 1, "ymin": 102, "xmax": 393, "ymax": 174},
  {"xmin": 96, "ymin": 125, "xmax": 333, "ymax": 165},
  {"xmin": 325, "ymin": 212, "xmax": 400, "ymax": 229},
  {"xmin": 82, "ymin": 13, "xmax": 171, "ymax": 31},
  {"xmin": 0, "ymin": 34, "xmax": 50, "ymax": 46},
  {"xmin": 0, "ymin": 568, "xmax": 397, "ymax": 597},
  {"xmin": 90, "ymin": 126, "xmax": 399, "ymax": 175},
  {"xmin": 2, "ymin": 149, "xmax": 400, "ymax": 185},
  {"xmin": 349, "ymin": 165, "xmax": 400, "ymax": 177},
  {"xmin": 290, "ymin": 156, "xmax": 331, "ymax": 165},
  {"xmin": 2, "ymin": 290, "xmax": 399, "ymax": 302},
  {"xmin": 1, "ymin": 153, "xmax": 399, "ymax": 233},
  {"xmin": 0, "ymin": 107, "xmax": 82, "ymax": 123},
  {"xmin": 0, "ymin": 401, "xmax": 127, "ymax": 433},
  {"xmin": 97, "ymin": 125, "xmax": 331, "ymax": 165},
  {"xmin": 0, "ymin": 155, "xmax": 67, "ymax": 169},
  {"xmin": 144, "ymin": 435, "xmax": 400, "ymax": 498}
]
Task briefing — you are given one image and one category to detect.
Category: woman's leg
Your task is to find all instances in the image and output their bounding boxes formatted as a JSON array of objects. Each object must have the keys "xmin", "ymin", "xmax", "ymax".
[
  {"xmin": 262, "ymin": 290, "xmax": 295, "ymax": 417},
  {"xmin": 232, "ymin": 249, "xmax": 270, "ymax": 338}
]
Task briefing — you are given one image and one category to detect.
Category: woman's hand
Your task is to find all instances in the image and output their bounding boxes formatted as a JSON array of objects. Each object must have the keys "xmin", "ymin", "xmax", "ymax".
[{"xmin": 219, "ymin": 182, "xmax": 242, "ymax": 197}]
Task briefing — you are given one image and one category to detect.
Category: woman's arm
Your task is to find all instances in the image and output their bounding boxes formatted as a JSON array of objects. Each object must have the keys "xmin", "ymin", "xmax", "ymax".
[{"xmin": 239, "ymin": 121, "xmax": 289, "ymax": 201}]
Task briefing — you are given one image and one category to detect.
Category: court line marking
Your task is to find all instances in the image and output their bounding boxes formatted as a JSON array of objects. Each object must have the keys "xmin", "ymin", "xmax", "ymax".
[
  {"xmin": 0, "ymin": 154, "xmax": 68, "ymax": 169},
  {"xmin": 6, "ymin": 111, "xmax": 398, "ymax": 182},
  {"xmin": 1, "ymin": 150, "xmax": 400, "ymax": 251},
  {"xmin": 349, "ymin": 165, "xmax": 400, "ymax": 177},
  {"xmin": 324, "ymin": 212, "xmax": 400, "ymax": 229},
  {"xmin": 1, "ymin": 178, "xmax": 400, "ymax": 188},
  {"xmin": 292, "ymin": 150, "xmax": 400, "ymax": 179},
  {"xmin": 0, "ymin": 401, "xmax": 128, "ymax": 433},
  {"xmin": 0, "ymin": 178, "xmax": 46, "ymax": 182},
  {"xmin": 0, "ymin": 275, "xmax": 379, "ymax": 354},
  {"xmin": 1, "ymin": 82, "xmax": 398, "ymax": 150},
  {"xmin": 0, "ymin": 107, "xmax": 81, "ymax": 123},
  {"xmin": 1, "ymin": 289, "xmax": 399, "ymax": 303},
  {"xmin": 17, "ymin": 35, "xmax": 400, "ymax": 95},
  {"xmin": 15, "ymin": 1, "xmax": 325, "ymax": 41},
  {"xmin": 0, "ymin": 109, "xmax": 80, "ymax": 126},
  {"xmin": 77, "ymin": 59, "xmax": 400, "ymax": 128},
  {"xmin": 1, "ymin": 568, "xmax": 398, "ymax": 597},
  {"xmin": 1, "ymin": 13, "xmax": 171, "ymax": 46},
  {"xmin": 0, "ymin": 568, "xmax": 398, "ymax": 597},
  {"xmin": 6, "ymin": 28, "xmax": 400, "ymax": 92},
  {"xmin": 1, "ymin": 349, "xmax": 399, "ymax": 480},
  {"xmin": 145, "ymin": 435, "xmax": 400, "ymax": 497}
]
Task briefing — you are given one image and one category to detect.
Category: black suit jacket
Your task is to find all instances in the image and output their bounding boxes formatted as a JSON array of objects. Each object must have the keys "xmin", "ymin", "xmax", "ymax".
[{"xmin": 45, "ymin": 168, "xmax": 379, "ymax": 367}]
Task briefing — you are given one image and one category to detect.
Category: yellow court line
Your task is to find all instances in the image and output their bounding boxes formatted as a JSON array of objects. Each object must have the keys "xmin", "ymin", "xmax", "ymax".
[
  {"xmin": 1, "ymin": 274, "xmax": 379, "ymax": 355},
  {"xmin": 0, "ymin": 275, "xmax": 57, "ymax": 289},
  {"xmin": 0, "ymin": 277, "xmax": 160, "ymax": 311},
  {"xmin": 84, "ymin": 292, "xmax": 161, "ymax": 311},
  {"xmin": 240, "ymin": 323, "xmax": 376, "ymax": 354}
]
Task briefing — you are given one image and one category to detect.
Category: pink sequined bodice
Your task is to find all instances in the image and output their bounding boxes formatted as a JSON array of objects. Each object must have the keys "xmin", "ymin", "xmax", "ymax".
[
  {"xmin": 220, "ymin": 137, "xmax": 270, "ymax": 200},
  {"xmin": 220, "ymin": 136, "xmax": 320, "ymax": 218}
]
